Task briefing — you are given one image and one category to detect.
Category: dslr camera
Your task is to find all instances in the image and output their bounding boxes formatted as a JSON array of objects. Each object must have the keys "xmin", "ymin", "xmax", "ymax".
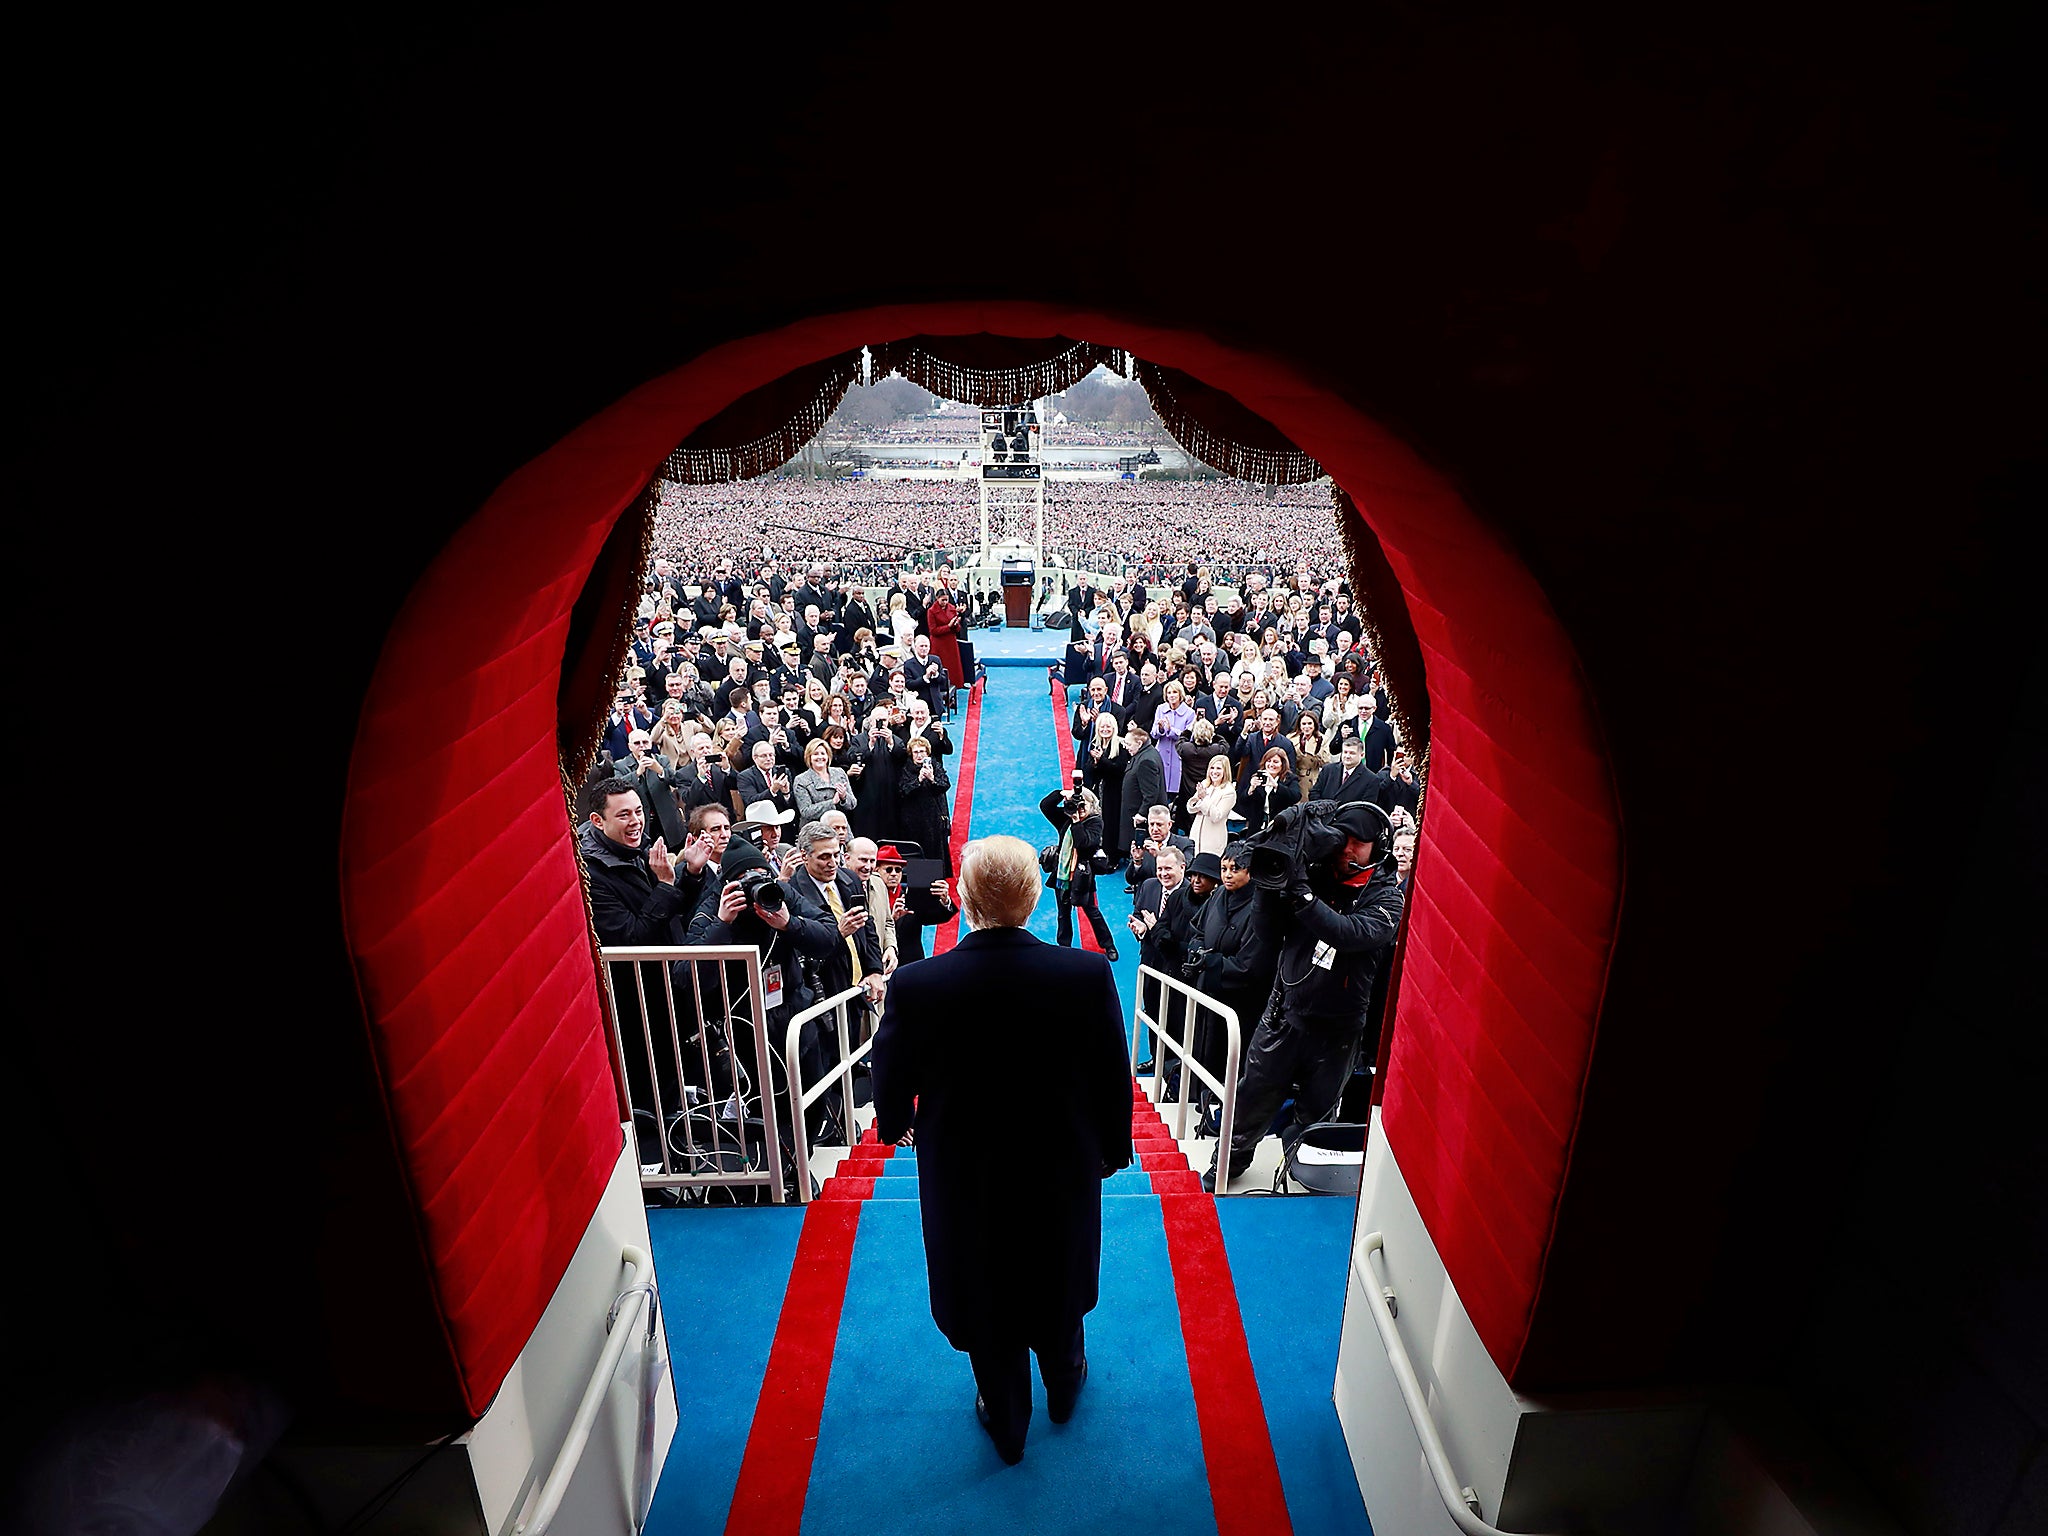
[{"xmin": 736, "ymin": 867, "xmax": 785, "ymax": 912}]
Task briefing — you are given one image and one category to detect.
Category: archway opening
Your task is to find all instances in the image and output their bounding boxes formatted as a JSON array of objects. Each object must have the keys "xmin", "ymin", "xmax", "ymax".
[{"xmin": 339, "ymin": 303, "xmax": 1621, "ymax": 1415}]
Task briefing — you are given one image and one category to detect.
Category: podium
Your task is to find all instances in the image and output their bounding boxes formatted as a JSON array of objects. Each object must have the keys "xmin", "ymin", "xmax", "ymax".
[{"xmin": 1001, "ymin": 558, "xmax": 1034, "ymax": 627}]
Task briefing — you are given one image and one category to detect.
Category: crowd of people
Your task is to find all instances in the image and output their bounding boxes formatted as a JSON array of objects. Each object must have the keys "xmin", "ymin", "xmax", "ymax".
[
  {"xmin": 651, "ymin": 474, "xmax": 1347, "ymax": 572},
  {"xmin": 591, "ymin": 477, "xmax": 1424, "ymax": 1199}
]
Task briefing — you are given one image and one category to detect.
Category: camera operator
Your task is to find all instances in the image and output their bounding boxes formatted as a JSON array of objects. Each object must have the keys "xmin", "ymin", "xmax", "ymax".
[
  {"xmin": 1040, "ymin": 773, "xmax": 1117, "ymax": 958},
  {"xmin": 1204, "ymin": 800, "xmax": 1406, "ymax": 1191}
]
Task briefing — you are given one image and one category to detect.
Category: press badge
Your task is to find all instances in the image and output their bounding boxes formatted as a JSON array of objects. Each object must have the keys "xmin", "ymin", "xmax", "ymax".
[
  {"xmin": 762, "ymin": 964, "xmax": 785, "ymax": 1011},
  {"xmin": 1312, "ymin": 941, "xmax": 1337, "ymax": 970}
]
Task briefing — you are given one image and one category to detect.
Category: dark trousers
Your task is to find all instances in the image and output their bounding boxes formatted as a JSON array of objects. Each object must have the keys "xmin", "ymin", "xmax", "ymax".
[
  {"xmin": 1055, "ymin": 888, "xmax": 1114, "ymax": 950},
  {"xmin": 1224, "ymin": 999, "xmax": 1369, "ymax": 1174},
  {"xmin": 966, "ymin": 1317, "xmax": 1086, "ymax": 1458}
]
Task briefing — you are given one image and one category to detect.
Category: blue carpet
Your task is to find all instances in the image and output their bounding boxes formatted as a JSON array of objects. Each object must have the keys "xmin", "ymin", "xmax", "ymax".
[
  {"xmin": 971, "ymin": 671, "xmax": 1145, "ymax": 1024},
  {"xmin": 801, "ymin": 1197, "xmax": 1218, "ymax": 1536},
  {"xmin": 643, "ymin": 1205, "xmax": 807, "ymax": 1536},
  {"xmin": 1216, "ymin": 1199, "xmax": 1373, "ymax": 1535}
]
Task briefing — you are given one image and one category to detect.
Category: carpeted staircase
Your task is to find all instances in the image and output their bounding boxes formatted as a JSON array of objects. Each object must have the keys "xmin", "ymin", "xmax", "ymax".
[{"xmin": 817, "ymin": 1081, "xmax": 1205, "ymax": 1201}]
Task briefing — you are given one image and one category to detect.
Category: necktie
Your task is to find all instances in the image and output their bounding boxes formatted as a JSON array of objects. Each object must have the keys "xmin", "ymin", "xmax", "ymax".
[{"xmin": 822, "ymin": 879, "xmax": 862, "ymax": 983}]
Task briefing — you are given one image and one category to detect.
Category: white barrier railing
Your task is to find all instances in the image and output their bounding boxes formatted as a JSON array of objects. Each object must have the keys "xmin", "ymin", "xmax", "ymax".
[
  {"xmin": 516, "ymin": 1244, "xmax": 663, "ymax": 1535},
  {"xmin": 1132, "ymin": 965, "xmax": 1241, "ymax": 1184},
  {"xmin": 597, "ymin": 946, "xmax": 788, "ymax": 1203},
  {"xmin": 783, "ymin": 984, "xmax": 872, "ymax": 1196},
  {"xmin": 1357, "ymin": 1232, "xmax": 1575, "ymax": 1536}
]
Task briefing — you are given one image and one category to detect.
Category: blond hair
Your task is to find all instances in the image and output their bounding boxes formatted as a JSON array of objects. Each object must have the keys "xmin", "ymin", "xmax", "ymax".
[{"xmin": 957, "ymin": 835, "xmax": 1041, "ymax": 930}]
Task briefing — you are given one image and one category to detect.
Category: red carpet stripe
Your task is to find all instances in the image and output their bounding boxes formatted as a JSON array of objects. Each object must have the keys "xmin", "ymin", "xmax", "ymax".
[
  {"xmin": 724, "ymin": 1201, "xmax": 864, "ymax": 1536},
  {"xmin": 1046, "ymin": 673, "xmax": 1103, "ymax": 953},
  {"xmin": 1158, "ymin": 1192, "xmax": 1296, "ymax": 1536},
  {"xmin": 931, "ymin": 680, "xmax": 982, "ymax": 955}
]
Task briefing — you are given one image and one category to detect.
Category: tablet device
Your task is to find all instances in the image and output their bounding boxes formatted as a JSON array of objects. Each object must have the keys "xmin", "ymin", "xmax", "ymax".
[{"xmin": 902, "ymin": 858, "xmax": 950, "ymax": 918}]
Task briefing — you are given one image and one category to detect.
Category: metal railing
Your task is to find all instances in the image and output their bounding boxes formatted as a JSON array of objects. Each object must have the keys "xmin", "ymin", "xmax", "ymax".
[
  {"xmin": 1131, "ymin": 965, "xmax": 1241, "ymax": 1180},
  {"xmin": 517, "ymin": 1244, "xmax": 664, "ymax": 1535},
  {"xmin": 783, "ymin": 983, "xmax": 873, "ymax": 1195},
  {"xmin": 598, "ymin": 946, "xmax": 787, "ymax": 1203},
  {"xmin": 1356, "ymin": 1232, "xmax": 1573, "ymax": 1536}
]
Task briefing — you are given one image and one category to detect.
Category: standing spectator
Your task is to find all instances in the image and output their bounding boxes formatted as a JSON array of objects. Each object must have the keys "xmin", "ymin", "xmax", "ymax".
[
  {"xmin": 1354, "ymin": 692, "xmax": 1397, "ymax": 772},
  {"xmin": 1185, "ymin": 754, "xmax": 1236, "ymax": 859},
  {"xmin": 615, "ymin": 727, "xmax": 689, "ymax": 851},
  {"xmin": 794, "ymin": 736, "xmax": 857, "ymax": 827},
  {"xmin": 853, "ymin": 709, "xmax": 902, "ymax": 841},
  {"xmin": 1116, "ymin": 718, "xmax": 1166, "ymax": 867},
  {"xmin": 1173, "ymin": 717, "xmax": 1230, "ymax": 827},
  {"xmin": 875, "ymin": 841, "xmax": 954, "ymax": 967},
  {"xmin": 895, "ymin": 735, "xmax": 954, "ymax": 876},
  {"xmin": 1239, "ymin": 747, "xmax": 1301, "ymax": 839},
  {"xmin": 925, "ymin": 581, "xmax": 965, "ymax": 707},
  {"xmin": 1150, "ymin": 680, "xmax": 1197, "ymax": 799},
  {"xmin": 1129, "ymin": 844, "xmax": 1194, "ymax": 1074},
  {"xmin": 1080, "ymin": 712, "xmax": 1130, "ymax": 864},
  {"xmin": 1311, "ymin": 734, "xmax": 1387, "ymax": 808}
]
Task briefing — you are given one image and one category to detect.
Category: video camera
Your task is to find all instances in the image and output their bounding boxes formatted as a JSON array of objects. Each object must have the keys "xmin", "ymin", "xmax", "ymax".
[{"xmin": 1242, "ymin": 799, "xmax": 1395, "ymax": 892}]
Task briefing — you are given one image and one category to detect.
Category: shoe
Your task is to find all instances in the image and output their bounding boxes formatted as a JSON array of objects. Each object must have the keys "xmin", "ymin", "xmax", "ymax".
[
  {"xmin": 1048, "ymin": 1357, "xmax": 1088, "ymax": 1424},
  {"xmin": 1104, "ymin": 945, "xmax": 1119, "ymax": 962},
  {"xmin": 975, "ymin": 1395, "xmax": 1024, "ymax": 1465},
  {"xmin": 1134, "ymin": 1058, "xmax": 1155, "ymax": 1074},
  {"xmin": 1201, "ymin": 1168, "xmax": 1217, "ymax": 1193}
]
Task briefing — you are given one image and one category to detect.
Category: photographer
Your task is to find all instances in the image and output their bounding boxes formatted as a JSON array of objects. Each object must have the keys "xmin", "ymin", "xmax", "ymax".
[
  {"xmin": 1040, "ymin": 775, "xmax": 1117, "ymax": 958},
  {"xmin": 1204, "ymin": 800, "xmax": 1406, "ymax": 1191},
  {"xmin": 696, "ymin": 831, "xmax": 843, "ymax": 1144}
]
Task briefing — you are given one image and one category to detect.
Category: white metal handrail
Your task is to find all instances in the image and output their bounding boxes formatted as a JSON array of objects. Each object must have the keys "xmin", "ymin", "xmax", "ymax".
[
  {"xmin": 598, "ymin": 945, "xmax": 786, "ymax": 1204},
  {"xmin": 784, "ymin": 983, "xmax": 872, "ymax": 1194},
  {"xmin": 1132, "ymin": 965, "xmax": 1241, "ymax": 1181},
  {"xmin": 1357, "ymin": 1232, "xmax": 1574, "ymax": 1536},
  {"xmin": 518, "ymin": 1244, "xmax": 661, "ymax": 1536}
]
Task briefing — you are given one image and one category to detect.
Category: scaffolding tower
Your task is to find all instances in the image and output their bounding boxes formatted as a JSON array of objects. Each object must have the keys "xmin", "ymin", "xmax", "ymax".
[{"xmin": 976, "ymin": 403, "xmax": 1044, "ymax": 562}]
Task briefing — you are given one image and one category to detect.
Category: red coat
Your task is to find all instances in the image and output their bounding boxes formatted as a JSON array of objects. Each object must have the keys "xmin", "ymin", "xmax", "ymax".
[{"xmin": 925, "ymin": 594, "xmax": 964, "ymax": 685}]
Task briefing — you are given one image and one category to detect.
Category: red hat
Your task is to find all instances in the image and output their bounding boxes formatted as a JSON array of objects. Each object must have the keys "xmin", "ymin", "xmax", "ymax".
[{"xmin": 875, "ymin": 844, "xmax": 908, "ymax": 865}]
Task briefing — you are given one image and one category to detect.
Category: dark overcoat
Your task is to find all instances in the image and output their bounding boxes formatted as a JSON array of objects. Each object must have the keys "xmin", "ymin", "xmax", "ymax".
[{"xmin": 871, "ymin": 927, "xmax": 1133, "ymax": 1350}]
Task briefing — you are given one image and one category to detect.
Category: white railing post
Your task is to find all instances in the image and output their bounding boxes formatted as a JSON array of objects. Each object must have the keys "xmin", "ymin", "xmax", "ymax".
[
  {"xmin": 599, "ymin": 946, "xmax": 786, "ymax": 1203},
  {"xmin": 784, "ymin": 984, "xmax": 873, "ymax": 1198},
  {"xmin": 1357, "ymin": 1233, "xmax": 1576, "ymax": 1536},
  {"xmin": 1132, "ymin": 965, "xmax": 1241, "ymax": 1189},
  {"xmin": 516, "ymin": 1245, "xmax": 657, "ymax": 1536}
]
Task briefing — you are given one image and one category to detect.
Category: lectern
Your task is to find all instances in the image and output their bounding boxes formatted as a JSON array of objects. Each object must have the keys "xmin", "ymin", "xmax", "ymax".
[{"xmin": 1001, "ymin": 559, "xmax": 1034, "ymax": 627}]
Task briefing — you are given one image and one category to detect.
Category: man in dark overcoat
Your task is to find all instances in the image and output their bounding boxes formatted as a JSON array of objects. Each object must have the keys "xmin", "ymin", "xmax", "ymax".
[{"xmin": 871, "ymin": 835, "xmax": 1133, "ymax": 1465}]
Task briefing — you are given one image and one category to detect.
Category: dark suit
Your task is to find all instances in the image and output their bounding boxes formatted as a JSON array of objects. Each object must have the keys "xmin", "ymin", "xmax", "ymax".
[
  {"xmin": 784, "ymin": 867, "xmax": 886, "ymax": 1000},
  {"xmin": 1356, "ymin": 716, "xmax": 1397, "ymax": 773},
  {"xmin": 871, "ymin": 927, "xmax": 1132, "ymax": 1459},
  {"xmin": 1312, "ymin": 760, "xmax": 1390, "ymax": 809},
  {"xmin": 1118, "ymin": 744, "xmax": 1166, "ymax": 845}
]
